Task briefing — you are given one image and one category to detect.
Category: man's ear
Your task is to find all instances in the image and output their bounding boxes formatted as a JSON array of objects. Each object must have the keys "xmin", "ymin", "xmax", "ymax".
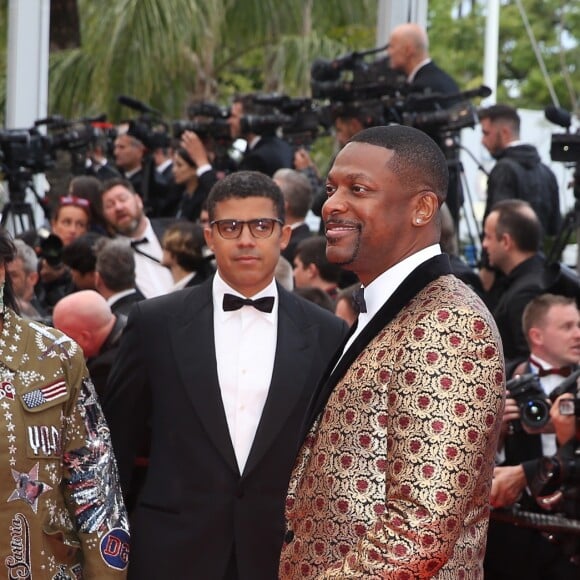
[
  {"xmin": 279, "ymin": 224, "xmax": 292, "ymax": 251},
  {"xmin": 413, "ymin": 191, "xmax": 439, "ymax": 225},
  {"xmin": 203, "ymin": 226, "xmax": 215, "ymax": 252}
]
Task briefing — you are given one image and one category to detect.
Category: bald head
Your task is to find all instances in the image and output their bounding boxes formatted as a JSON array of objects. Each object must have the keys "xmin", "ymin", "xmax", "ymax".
[
  {"xmin": 388, "ymin": 23, "xmax": 430, "ymax": 76},
  {"xmin": 53, "ymin": 290, "xmax": 116, "ymax": 358}
]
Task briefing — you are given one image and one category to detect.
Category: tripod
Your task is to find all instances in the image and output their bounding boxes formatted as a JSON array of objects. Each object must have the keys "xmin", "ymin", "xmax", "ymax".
[
  {"xmin": 440, "ymin": 131, "xmax": 482, "ymax": 264},
  {"xmin": 0, "ymin": 170, "xmax": 47, "ymax": 236}
]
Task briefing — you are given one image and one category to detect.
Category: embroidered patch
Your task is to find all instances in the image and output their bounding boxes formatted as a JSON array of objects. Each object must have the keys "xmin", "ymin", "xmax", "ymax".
[
  {"xmin": 7, "ymin": 463, "xmax": 53, "ymax": 513},
  {"xmin": 0, "ymin": 380, "xmax": 15, "ymax": 400},
  {"xmin": 5, "ymin": 513, "xmax": 31, "ymax": 579},
  {"xmin": 100, "ymin": 528, "xmax": 130, "ymax": 570},
  {"xmin": 21, "ymin": 380, "xmax": 67, "ymax": 409},
  {"xmin": 28, "ymin": 425, "xmax": 61, "ymax": 457}
]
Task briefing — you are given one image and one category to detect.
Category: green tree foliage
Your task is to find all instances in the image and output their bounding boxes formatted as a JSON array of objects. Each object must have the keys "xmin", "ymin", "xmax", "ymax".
[{"xmin": 0, "ymin": 1, "xmax": 577, "ymax": 122}]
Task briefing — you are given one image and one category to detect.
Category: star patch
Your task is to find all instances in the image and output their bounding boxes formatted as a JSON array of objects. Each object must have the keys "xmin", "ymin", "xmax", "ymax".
[{"xmin": 7, "ymin": 463, "xmax": 52, "ymax": 513}]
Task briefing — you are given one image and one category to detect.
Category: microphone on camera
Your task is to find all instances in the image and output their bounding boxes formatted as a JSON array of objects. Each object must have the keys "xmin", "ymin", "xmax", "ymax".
[
  {"xmin": 544, "ymin": 104, "xmax": 572, "ymax": 130},
  {"xmin": 118, "ymin": 95, "xmax": 161, "ymax": 116}
]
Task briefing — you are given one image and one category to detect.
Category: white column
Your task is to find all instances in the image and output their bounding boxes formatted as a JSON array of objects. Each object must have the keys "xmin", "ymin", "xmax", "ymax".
[
  {"xmin": 3, "ymin": 0, "xmax": 51, "ymax": 234},
  {"xmin": 377, "ymin": 0, "xmax": 428, "ymax": 46},
  {"xmin": 483, "ymin": 0, "xmax": 500, "ymax": 106}
]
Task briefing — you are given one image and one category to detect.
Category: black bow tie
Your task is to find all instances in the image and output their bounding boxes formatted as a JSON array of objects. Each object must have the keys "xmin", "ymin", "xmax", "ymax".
[
  {"xmin": 222, "ymin": 293, "xmax": 275, "ymax": 313},
  {"xmin": 530, "ymin": 357, "xmax": 573, "ymax": 378},
  {"xmin": 130, "ymin": 237, "xmax": 148, "ymax": 247},
  {"xmin": 352, "ymin": 286, "xmax": 367, "ymax": 314}
]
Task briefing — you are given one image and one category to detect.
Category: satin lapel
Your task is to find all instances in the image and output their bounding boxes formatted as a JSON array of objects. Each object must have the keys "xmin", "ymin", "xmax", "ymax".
[
  {"xmin": 305, "ymin": 254, "xmax": 453, "ymax": 429},
  {"xmin": 169, "ymin": 280, "xmax": 238, "ymax": 474},
  {"xmin": 242, "ymin": 288, "xmax": 312, "ymax": 477}
]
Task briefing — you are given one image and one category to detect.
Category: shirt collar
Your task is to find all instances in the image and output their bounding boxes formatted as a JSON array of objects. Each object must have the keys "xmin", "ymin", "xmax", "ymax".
[
  {"xmin": 359, "ymin": 244, "xmax": 441, "ymax": 322},
  {"xmin": 213, "ymin": 271, "xmax": 278, "ymax": 321}
]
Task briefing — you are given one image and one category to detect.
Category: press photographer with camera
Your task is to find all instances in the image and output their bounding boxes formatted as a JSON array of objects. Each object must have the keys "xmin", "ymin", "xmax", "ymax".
[
  {"xmin": 170, "ymin": 130, "xmax": 218, "ymax": 222},
  {"xmin": 485, "ymin": 293, "xmax": 580, "ymax": 579},
  {"xmin": 227, "ymin": 93, "xmax": 294, "ymax": 177}
]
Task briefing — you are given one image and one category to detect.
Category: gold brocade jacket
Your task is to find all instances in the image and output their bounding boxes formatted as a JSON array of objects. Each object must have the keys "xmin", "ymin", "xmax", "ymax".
[
  {"xmin": 280, "ymin": 259, "xmax": 505, "ymax": 579},
  {"xmin": 0, "ymin": 309, "xmax": 129, "ymax": 579}
]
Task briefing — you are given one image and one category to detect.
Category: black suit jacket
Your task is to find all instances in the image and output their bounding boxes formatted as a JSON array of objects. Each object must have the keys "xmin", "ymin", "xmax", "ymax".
[
  {"xmin": 103, "ymin": 279, "xmax": 348, "ymax": 580},
  {"xmin": 239, "ymin": 136, "xmax": 294, "ymax": 177},
  {"xmin": 109, "ymin": 289, "xmax": 145, "ymax": 317},
  {"xmin": 491, "ymin": 254, "xmax": 547, "ymax": 370},
  {"xmin": 281, "ymin": 223, "xmax": 312, "ymax": 264}
]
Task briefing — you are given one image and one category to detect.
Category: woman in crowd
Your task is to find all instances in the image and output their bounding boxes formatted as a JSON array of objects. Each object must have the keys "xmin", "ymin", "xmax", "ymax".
[
  {"xmin": 161, "ymin": 221, "xmax": 214, "ymax": 290},
  {"xmin": 171, "ymin": 130, "xmax": 218, "ymax": 222}
]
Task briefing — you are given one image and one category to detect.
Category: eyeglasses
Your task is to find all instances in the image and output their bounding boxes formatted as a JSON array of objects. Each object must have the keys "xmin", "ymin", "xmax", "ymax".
[
  {"xmin": 210, "ymin": 218, "xmax": 283, "ymax": 239},
  {"xmin": 59, "ymin": 195, "xmax": 91, "ymax": 209}
]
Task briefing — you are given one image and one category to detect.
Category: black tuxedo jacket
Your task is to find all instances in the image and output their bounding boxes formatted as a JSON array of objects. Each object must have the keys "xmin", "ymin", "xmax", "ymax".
[
  {"xmin": 239, "ymin": 136, "xmax": 293, "ymax": 177},
  {"xmin": 103, "ymin": 279, "xmax": 348, "ymax": 580}
]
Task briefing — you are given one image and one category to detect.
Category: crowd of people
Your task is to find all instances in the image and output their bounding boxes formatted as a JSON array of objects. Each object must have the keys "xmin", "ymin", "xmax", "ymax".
[{"xmin": 0, "ymin": 20, "xmax": 578, "ymax": 580}]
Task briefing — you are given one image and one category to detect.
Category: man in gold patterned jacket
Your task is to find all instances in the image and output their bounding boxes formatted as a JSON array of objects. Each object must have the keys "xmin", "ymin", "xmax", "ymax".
[
  {"xmin": 279, "ymin": 125, "xmax": 505, "ymax": 578},
  {"xmin": 0, "ymin": 230, "xmax": 129, "ymax": 579}
]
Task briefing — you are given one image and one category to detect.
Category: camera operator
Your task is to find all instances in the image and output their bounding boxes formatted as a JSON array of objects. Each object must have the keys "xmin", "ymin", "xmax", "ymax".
[
  {"xmin": 387, "ymin": 23, "xmax": 463, "ymax": 225},
  {"xmin": 480, "ymin": 104, "xmax": 561, "ymax": 240},
  {"xmin": 227, "ymin": 93, "xmax": 294, "ymax": 177},
  {"xmin": 485, "ymin": 293, "xmax": 580, "ymax": 579}
]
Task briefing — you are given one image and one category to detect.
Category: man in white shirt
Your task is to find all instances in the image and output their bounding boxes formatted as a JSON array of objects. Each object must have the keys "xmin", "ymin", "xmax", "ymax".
[
  {"xmin": 103, "ymin": 170, "xmax": 348, "ymax": 580},
  {"xmin": 100, "ymin": 178, "xmax": 174, "ymax": 298}
]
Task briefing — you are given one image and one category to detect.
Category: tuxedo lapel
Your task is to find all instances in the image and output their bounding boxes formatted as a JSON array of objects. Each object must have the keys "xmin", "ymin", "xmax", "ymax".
[
  {"xmin": 169, "ymin": 280, "xmax": 238, "ymax": 474},
  {"xmin": 242, "ymin": 288, "xmax": 314, "ymax": 476},
  {"xmin": 305, "ymin": 254, "xmax": 453, "ymax": 429}
]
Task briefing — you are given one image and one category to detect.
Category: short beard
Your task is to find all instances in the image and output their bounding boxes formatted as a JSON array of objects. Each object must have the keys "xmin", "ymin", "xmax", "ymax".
[
  {"xmin": 329, "ymin": 230, "xmax": 361, "ymax": 267},
  {"xmin": 115, "ymin": 217, "xmax": 140, "ymax": 237}
]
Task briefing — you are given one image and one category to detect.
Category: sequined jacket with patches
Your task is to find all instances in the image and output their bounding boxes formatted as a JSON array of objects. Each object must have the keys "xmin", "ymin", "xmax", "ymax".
[
  {"xmin": 0, "ymin": 309, "xmax": 129, "ymax": 579},
  {"xmin": 280, "ymin": 256, "xmax": 505, "ymax": 579}
]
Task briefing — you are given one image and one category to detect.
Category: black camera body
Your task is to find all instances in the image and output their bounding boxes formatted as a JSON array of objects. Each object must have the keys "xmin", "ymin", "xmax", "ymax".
[
  {"xmin": 173, "ymin": 101, "xmax": 231, "ymax": 143},
  {"xmin": 506, "ymin": 373, "xmax": 551, "ymax": 433}
]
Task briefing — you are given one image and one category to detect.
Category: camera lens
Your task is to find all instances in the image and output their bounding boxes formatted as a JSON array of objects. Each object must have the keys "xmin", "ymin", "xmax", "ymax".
[{"xmin": 521, "ymin": 398, "xmax": 550, "ymax": 428}]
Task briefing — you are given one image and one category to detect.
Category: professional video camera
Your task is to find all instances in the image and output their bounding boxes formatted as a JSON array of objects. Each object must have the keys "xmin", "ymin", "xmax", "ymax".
[
  {"xmin": 235, "ymin": 93, "xmax": 331, "ymax": 148},
  {"xmin": 173, "ymin": 102, "xmax": 231, "ymax": 142},
  {"xmin": 545, "ymin": 105, "xmax": 580, "ymax": 164},
  {"xmin": 506, "ymin": 373, "xmax": 552, "ymax": 433},
  {"xmin": 310, "ymin": 45, "xmax": 405, "ymax": 102}
]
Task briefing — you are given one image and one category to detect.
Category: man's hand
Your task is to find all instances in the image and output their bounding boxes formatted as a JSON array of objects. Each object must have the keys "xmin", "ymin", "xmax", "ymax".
[
  {"xmin": 181, "ymin": 130, "xmax": 210, "ymax": 168},
  {"xmin": 490, "ymin": 465, "xmax": 526, "ymax": 508},
  {"xmin": 550, "ymin": 393, "xmax": 576, "ymax": 445}
]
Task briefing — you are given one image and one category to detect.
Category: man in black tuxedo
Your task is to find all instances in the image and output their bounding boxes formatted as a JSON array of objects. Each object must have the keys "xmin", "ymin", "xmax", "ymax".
[
  {"xmin": 228, "ymin": 94, "xmax": 294, "ymax": 177},
  {"xmin": 94, "ymin": 238, "xmax": 145, "ymax": 317},
  {"xmin": 388, "ymin": 23, "xmax": 463, "ymax": 225},
  {"xmin": 103, "ymin": 170, "xmax": 348, "ymax": 579},
  {"xmin": 273, "ymin": 168, "xmax": 313, "ymax": 264}
]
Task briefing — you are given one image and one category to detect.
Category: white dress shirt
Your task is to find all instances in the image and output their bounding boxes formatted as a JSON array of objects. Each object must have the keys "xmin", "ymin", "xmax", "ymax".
[
  {"xmin": 341, "ymin": 244, "xmax": 441, "ymax": 357},
  {"xmin": 127, "ymin": 219, "xmax": 174, "ymax": 299},
  {"xmin": 212, "ymin": 272, "xmax": 278, "ymax": 473}
]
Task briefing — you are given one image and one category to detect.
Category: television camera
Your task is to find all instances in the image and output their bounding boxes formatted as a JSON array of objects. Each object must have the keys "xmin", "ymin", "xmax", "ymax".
[
  {"xmin": 0, "ymin": 114, "xmax": 110, "ymax": 231},
  {"xmin": 543, "ymin": 105, "xmax": 580, "ymax": 288}
]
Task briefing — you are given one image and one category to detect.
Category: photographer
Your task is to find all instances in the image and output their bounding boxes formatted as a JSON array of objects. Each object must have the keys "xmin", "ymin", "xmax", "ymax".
[
  {"xmin": 228, "ymin": 93, "xmax": 294, "ymax": 177},
  {"xmin": 485, "ymin": 293, "xmax": 580, "ymax": 579}
]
